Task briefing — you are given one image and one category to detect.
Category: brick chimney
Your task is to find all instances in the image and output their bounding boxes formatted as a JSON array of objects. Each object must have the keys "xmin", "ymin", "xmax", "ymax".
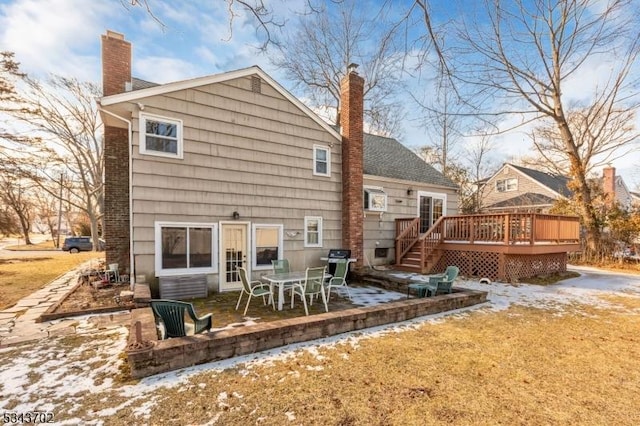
[
  {"xmin": 101, "ymin": 30, "xmax": 131, "ymax": 273},
  {"xmin": 603, "ymin": 165, "xmax": 616, "ymax": 207},
  {"xmin": 102, "ymin": 30, "xmax": 131, "ymax": 96},
  {"xmin": 340, "ymin": 65, "xmax": 364, "ymax": 268}
]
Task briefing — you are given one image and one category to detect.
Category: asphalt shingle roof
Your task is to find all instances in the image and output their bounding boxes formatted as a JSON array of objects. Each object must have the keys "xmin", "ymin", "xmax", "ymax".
[
  {"xmin": 509, "ymin": 164, "xmax": 571, "ymax": 196},
  {"xmin": 131, "ymin": 77, "xmax": 160, "ymax": 91},
  {"xmin": 486, "ymin": 192, "xmax": 557, "ymax": 209},
  {"xmin": 364, "ymin": 133, "xmax": 458, "ymax": 188}
]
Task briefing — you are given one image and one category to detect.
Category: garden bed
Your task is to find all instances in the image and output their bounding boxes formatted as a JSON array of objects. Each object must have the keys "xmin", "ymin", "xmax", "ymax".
[{"xmin": 39, "ymin": 280, "xmax": 134, "ymax": 322}]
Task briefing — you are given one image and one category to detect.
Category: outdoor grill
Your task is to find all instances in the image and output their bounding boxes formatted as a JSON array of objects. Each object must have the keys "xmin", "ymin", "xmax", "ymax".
[{"xmin": 326, "ymin": 249, "xmax": 352, "ymax": 275}]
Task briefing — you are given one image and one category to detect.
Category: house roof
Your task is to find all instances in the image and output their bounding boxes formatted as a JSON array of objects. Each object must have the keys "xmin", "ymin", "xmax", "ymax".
[
  {"xmin": 486, "ymin": 192, "xmax": 557, "ymax": 209},
  {"xmin": 100, "ymin": 65, "xmax": 342, "ymax": 141},
  {"xmin": 509, "ymin": 164, "xmax": 572, "ymax": 197},
  {"xmin": 364, "ymin": 133, "xmax": 458, "ymax": 188},
  {"xmin": 131, "ymin": 77, "xmax": 159, "ymax": 90}
]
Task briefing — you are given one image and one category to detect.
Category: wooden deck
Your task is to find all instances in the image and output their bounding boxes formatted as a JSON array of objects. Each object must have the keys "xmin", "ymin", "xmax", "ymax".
[{"xmin": 395, "ymin": 213, "xmax": 581, "ymax": 281}]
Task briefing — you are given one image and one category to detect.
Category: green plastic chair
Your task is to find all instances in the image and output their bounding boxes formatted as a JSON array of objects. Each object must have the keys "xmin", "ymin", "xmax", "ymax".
[
  {"xmin": 236, "ymin": 267, "xmax": 274, "ymax": 315},
  {"xmin": 407, "ymin": 280, "xmax": 437, "ymax": 298},
  {"xmin": 291, "ymin": 266, "xmax": 328, "ymax": 316},
  {"xmin": 324, "ymin": 259, "xmax": 351, "ymax": 301},
  {"xmin": 431, "ymin": 266, "xmax": 460, "ymax": 294},
  {"xmin": 150, "ymin": 299, "xmax": 212, "ymax": 338}
]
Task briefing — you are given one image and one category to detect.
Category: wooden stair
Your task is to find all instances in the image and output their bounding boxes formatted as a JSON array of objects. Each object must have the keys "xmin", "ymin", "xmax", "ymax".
[
  {"xmin": 394, "ymin": 216, "xmax": 446, "ymax": 274},
  {"xmin": 395, "ymin": 243, "xmax": 443, "ymax": 273}
]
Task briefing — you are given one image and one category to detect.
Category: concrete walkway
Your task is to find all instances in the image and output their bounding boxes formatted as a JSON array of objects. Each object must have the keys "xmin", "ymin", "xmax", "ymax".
[{"xmin": 0, "ymin": 261, "xmax": 130, "ymax": 347}]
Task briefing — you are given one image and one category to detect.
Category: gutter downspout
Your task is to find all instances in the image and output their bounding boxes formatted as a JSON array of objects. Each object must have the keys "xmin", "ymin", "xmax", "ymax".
[{"xmin": 97, "ymin": 103, "xmax": 135, "ymax": 287}]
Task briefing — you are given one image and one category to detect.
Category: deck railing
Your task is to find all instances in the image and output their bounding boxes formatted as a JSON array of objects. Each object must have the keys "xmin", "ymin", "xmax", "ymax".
[{"xmin": 396, "ymin": 213, "xmax": 580, "ymax": 249}]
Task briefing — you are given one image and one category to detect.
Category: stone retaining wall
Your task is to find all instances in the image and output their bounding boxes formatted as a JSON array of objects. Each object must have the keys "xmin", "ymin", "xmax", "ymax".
[{"xmin": 126, "ymin": 289, "xmax": 487, "ymax": 379}]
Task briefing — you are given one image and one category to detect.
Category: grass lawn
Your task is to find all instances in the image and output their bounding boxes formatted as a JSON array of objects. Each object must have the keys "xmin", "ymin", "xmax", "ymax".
[
  {"xmin": 3, "ymin": 239, "xmax": 59, "ymax": 251},
  {"xmin": 138, "ymin": 299, "xmax": 640, "ymax": 425},
  {"xmin": 0, "ymin": 252, "xmax": 103, "ymax": 310},
  {"xmin": 2, "ymin": 294, "xmax": 638, "ymax": 425}
]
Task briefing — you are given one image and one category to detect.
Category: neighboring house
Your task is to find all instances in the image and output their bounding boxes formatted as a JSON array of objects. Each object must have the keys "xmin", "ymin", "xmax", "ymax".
[
  {"xmin": 481, "ymin": 163, "xmax": 632, "ymax": 213},
  {"xmin": 98, "ymin": 31, "xmax": 458, "ymax": 295}
]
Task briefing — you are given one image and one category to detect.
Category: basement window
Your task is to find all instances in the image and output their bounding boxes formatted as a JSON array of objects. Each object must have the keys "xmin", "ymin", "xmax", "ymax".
[{"xmin": 364, "ymin": 187, "xmax": 387, "ymax": 212}]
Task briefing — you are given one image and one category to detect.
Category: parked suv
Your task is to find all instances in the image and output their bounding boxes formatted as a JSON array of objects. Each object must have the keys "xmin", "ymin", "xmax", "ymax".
[{"xmin": 62, "ymin": 236, "xmax": 104, "ymax": 253}]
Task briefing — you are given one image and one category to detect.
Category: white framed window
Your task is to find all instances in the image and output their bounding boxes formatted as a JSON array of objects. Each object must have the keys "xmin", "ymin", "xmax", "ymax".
[
  {"xmin": 304, "ymin": 216, "xmax": 323, "ymax": 247},
  {"xmin": 496, "ymin": 178, "xmax": 517, "ymax": 192},
  {"xmin": 139, "ymin": 113, "xmax": 183, "ymax": 159},
  {"xmin": 313, "ymin": 145, "xmax": 331, "ymax": 177},
  {"xmin": 154, "ymin": 222, "xmax": 217, "ymax": 276},
  {"xmin": 252, "ymin": 224, "xmax": 283, "ymax": 270},
  {"xmin": 364, "ymin": 187, "xmax": 387, "ymax": 211}
]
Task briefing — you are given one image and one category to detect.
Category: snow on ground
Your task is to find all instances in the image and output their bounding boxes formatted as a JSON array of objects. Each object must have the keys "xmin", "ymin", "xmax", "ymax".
[{"xmin": 1, "ymin": 265, "xmax": 639, "ymax": 422}]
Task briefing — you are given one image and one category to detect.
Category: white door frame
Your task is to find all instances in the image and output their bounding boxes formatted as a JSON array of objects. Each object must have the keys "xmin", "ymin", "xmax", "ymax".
[
  {"xmin": 218, "ymin": 221, "xmax": 251, "ymax": 292},
  {"xmin": 416, "ymin": 191, "xmax": 447, "ymax": 232}
]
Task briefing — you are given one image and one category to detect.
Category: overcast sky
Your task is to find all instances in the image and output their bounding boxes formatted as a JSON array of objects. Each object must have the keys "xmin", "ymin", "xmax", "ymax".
[{"xmin": 1, "ymin": 0, "xmax": 638, "ymax": 186}]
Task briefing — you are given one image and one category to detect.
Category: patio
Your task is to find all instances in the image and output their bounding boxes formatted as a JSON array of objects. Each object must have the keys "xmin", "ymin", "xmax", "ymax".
[{"xmin": 126, "ymin": 277, "xmax": 488, "ymax": 378}]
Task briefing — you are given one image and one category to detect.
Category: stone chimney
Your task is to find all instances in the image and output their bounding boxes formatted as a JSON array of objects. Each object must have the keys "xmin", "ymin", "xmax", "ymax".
[
  {"xmin": 340, "ymin": 65, "xmax": 364, "ymax": 268},
  {"xmin": 101, "ymin": 30, "xmax": 131, "ymax": 273},
  {"xmin": 603, "ymin": 165, "xmax": 616, "ymax": 207}
]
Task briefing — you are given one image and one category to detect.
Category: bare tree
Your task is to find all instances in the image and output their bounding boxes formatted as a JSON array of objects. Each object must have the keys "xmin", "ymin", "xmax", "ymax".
[
  {"xmin": 271, "ymin": 0, "xmax": 407, "ymax": 136},
  {"xmin": 464, "ymin": 133, "xmax": 497, "ymax": 213},
  {"xmin": 0, "ymin": 175, "xmax": 33, "ymax": 245},
  {"xmin": 0, "ymin": 61, "xmax": 104, "ymax": 250},
  {"xmin": 418, "ymin": 0, "xmax": 640, "ymax": 255},
  {"xmin": 123, "ymin": 0, "xmax": 292, "ymax": 51}
]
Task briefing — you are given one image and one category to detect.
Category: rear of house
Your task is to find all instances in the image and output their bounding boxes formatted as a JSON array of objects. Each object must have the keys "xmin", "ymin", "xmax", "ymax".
[{"xmin": 98, "ymin": 31, "xmax": 458, "ymax": 296}]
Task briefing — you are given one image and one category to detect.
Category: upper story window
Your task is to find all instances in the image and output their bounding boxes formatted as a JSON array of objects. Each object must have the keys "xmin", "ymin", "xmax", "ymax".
[
  {"xmin": 364, "ymin": 187, "xmax": 387, "ymax": 211},
  {"xmin": 139, "ymin": 113, "xmax": 183, "ymax": 159},
  {"xmin": 496, "ymin": 178, "xmax": 517, "ymax": 192},
  {"xmin": 313, "ymin": 145, "xmax": 331, "ymax": 177},
  {"xmin": 304, "ymin": 216, "xmax": 323, "ymax": 247}
]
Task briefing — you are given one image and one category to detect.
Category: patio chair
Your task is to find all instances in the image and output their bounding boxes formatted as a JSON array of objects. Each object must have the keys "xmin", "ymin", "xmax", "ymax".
[
  {"xmin": 406, "ymin": 279, "xmax": 437, "ymax": 298},
  {"xmin": 106, "ymin": 263, "xmax": 120, "ymax": 283},
  {"xmin": 271, "ymin": 259, "xmax": 290, "ymax": 274},
  {"xmin": 236, "ymin": 267, "xmax": 274, "ymax": 315},
  {"xmin": 150, "ymin": 299, "xmax": 212, "ymax": 339},
  {"xmin": 272, "ymin": 258, "xmax": 298, "ymax": 299},
  {"xmin": 324, "ymin": 259, "xmax": 351, "ymax": 301},
  {"xmin": 432, "ymin": 265, "xmax": 460, "ymax": 294},
  {"xmin": 291, "ymin": 266, "xmax": 328, "ymax": 316}
]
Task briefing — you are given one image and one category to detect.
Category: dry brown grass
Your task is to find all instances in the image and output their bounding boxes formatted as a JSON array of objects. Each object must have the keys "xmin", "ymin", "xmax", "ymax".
[
  {"xmin": 0, "ymin": 252, "xmax": 102, "ymax": 309},
  {"xmin": 125, "ymin": 302, "xmax": 640, "ymax": 426},
  {"xmin": 4, "ymin": 239, "xmax": 58, "ymax": 251}
]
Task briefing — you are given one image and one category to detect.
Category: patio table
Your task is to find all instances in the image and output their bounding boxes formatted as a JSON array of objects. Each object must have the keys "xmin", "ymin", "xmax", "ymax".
[{"xmin": 262, "ymin": 271, "xmax": 332, "ymax": 311}]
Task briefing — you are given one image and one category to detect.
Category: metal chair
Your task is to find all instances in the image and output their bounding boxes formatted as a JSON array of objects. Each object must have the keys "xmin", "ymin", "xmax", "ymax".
[
  {"xmin": 291, "ymin": 266, "xmax": 328, "ymax": 316},
  {"xmin": 324, "ymin": 259, "xmax": 351, "ymax": 301},
  {"xmin": 236, "ymin": 267, "xmax": 274, "ymax": 315},
  {"xmin": 271, "ymin": 259, "xmax": 290, "ymax": 274}
]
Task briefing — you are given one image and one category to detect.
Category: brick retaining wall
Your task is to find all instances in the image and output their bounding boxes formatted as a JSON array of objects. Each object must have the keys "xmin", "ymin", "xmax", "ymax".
[{"xmin": 126, "ymin": 289, "xmax": 487, "ymax": 378}]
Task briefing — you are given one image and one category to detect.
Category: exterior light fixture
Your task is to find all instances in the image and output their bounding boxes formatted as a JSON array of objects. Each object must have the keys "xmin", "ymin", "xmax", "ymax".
[{"xmin": 232, "ymin": 211, "xmax": 240, "ymax": 220}]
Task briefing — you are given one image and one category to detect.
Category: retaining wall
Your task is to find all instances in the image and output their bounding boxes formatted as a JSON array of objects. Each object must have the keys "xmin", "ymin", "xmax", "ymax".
[{"xmin": 126, "ymin": 289, "xmax": 487, "ymax": 378}]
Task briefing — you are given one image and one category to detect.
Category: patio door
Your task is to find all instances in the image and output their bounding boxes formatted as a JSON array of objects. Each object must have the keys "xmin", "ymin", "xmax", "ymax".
[
  {"xmin": 418, "ymin": 192, "xmax": 446, "ymax": 233},
  {"xmin": 219, "ymin": 223, "xmax": 249, "ymax": 291}
]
